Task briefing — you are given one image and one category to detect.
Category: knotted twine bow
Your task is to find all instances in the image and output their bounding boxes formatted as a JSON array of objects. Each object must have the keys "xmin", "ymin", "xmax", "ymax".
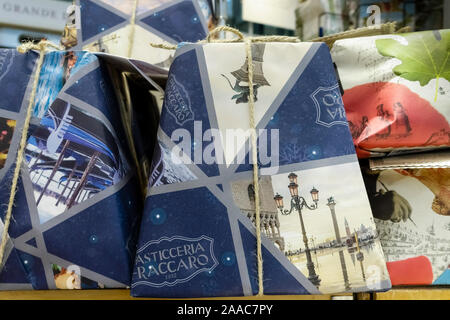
[
  {"xmin": 151, "ymin": 26, "xmax": 299, "ymax": 296},
  {"xmin": 0, "ymin": 40, "xmax": 62, "ymax": 269}
]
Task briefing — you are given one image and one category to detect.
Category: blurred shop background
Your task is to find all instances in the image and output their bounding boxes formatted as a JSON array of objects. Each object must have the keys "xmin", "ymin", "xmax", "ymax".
[{"xmin": 0, "ymin": 0, "xmax": 449, "ymax": 48}]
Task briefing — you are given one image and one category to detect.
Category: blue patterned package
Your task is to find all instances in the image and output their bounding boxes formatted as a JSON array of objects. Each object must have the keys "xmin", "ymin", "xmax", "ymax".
[
  {"xmin": 0, "ymin": 48, "xmax": 164, "ymax": 290},
  {"xmin": 131, "ymin": 41, "xmax": 392, "ymax": 297},
  {"xmin": 69, "ymin": 0, "xmax": 210, "ymax": 67}
]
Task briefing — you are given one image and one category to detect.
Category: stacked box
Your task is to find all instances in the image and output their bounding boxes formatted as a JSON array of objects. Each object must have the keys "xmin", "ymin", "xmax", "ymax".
[
  {"xmin": 70, "ymin": 0, "xmax": 210, "ymax": 67},
  {"xmin": 360, "ymin": 161, "xmax": 450, "ymax": 286},
  {"xmin": 331, "ymin": 29, "xmax": 450, "ymax": 158},
  {"xmin": 131, "ymin": 40, "xmax": 391, "ymax": 297},
  {"xmin": 0, "ymin": 48, "xmax": 165, "ymax": 290}
]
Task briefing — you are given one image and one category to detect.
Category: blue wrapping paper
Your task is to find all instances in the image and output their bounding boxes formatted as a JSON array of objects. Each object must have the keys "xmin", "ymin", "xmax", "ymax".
[
  {"xmin": 0, "ymin": 49, "xmax": 161, "ymax": 290},
  {"xmin": 72, "ymin": 0, "xmax": 209, "ymax": 66},
  {"xmin": 131, "ymin": 41, "xmax": 392, "ymax": 297}
]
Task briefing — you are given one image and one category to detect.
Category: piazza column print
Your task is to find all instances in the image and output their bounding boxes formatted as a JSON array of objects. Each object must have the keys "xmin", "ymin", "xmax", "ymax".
[
  {"xmin": 326, "ymin": 197, "xmax": 351, "ymax": 291},
  {"xmin": 273, "ymin": 173, "xmax": 321, "ymax": 287}
]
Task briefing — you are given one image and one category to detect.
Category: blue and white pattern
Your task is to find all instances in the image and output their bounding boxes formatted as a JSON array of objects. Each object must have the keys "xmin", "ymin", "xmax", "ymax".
[
  {"xmin": 131, "ymin": 42, "xmax": 391, "ymax": 297},
  {"xmin": 74, "ymin": 0, "xmax": 209, "ymax": 64},
  {"xmin": 0, "ymin": 49, "xmax": 149, "ymax": 290}
]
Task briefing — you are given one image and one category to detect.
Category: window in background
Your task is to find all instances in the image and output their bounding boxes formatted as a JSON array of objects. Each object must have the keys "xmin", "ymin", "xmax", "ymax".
[
  {"xmin": 223, "ymin": 0, "xmax": 295, "ymax": 36},
  {"xmin": 0, "ymin": 0, "xmax": 71, "ymax": 48},
  {"xmin": 293, "ymin": 0, "xmax": 445, "ymax": 41}
]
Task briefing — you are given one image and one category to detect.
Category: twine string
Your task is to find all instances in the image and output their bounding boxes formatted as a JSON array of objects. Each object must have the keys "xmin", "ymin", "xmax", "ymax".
[
  {"xmin": 128, "ymin": 0, "xmax": 139, "ymax": 58},
  {"xmin": 0, "ymin": 40, "xmax": 60, "ymax": 268},
  {"xmin": 206, "ymin": 25, "xmax": 244, "ymax": 42},
  {"xmin": 311, "ymin": 22, "xmax": 400, "ymax": 47},
  {"xmin": 17, "ymin": 40, "xmax": 61, "ymax": 54},
  {"xmin": 149, "ymin": 25, "xmax": 299, "ymax": 50},
  {"xmin": 149, "ymin": 42, "xmax": 178, "ymax": 50},
  {"xmin": 150, "ymin": 26, "xmax": 299, "ymax": 296},
  {"xmin": 245, "ymin": 38, "xmax": 264, "ymax": 296}
]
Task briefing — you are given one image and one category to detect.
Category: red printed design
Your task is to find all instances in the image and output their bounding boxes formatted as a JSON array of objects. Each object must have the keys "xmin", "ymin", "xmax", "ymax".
[{"xmin": 344, "ymin": 82, "xmax": 450, "ymax": 158}]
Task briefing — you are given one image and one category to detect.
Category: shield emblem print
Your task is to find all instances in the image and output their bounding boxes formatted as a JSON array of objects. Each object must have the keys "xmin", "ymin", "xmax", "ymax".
[{"xmin": 311, "ymin": 85, "xmax": 348, "ymax": 128}]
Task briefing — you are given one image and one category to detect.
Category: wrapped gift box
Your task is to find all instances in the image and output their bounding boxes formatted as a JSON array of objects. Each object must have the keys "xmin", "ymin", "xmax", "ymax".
[
  {"xmin": 331, "ymin": 29, "xmax": 450, "ymax": 158},
  {"xmin": 0, "ymin": 48, "xmax": 165, "ymax": 290},
  {"xmin": 360, "ymin": 160, "xmax": 450, "ymax": 286},
  {"xmin": 131, "ymin": 40, "xmax": 391, "ymax": 297},
  {"xmin": 69, "ymin": 0, "xmax": 210, "ymax": 67}
]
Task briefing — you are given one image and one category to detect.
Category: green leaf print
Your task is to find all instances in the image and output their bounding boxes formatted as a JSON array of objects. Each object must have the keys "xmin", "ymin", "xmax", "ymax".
[{"xmin": 376, "ymin": 30, "xmax": 450, "ymax": 101}]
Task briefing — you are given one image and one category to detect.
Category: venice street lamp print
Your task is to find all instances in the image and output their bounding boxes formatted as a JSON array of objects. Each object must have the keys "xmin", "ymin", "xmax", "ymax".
[{"xmin": 267, "ymin": 162, "xmax": 389, "ymax": 293}]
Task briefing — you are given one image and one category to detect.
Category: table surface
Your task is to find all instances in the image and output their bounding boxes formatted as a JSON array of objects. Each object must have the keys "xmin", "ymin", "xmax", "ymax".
[{"xmin": 0, "ymin": 288, "xmax": 448, "ymax": 300}]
